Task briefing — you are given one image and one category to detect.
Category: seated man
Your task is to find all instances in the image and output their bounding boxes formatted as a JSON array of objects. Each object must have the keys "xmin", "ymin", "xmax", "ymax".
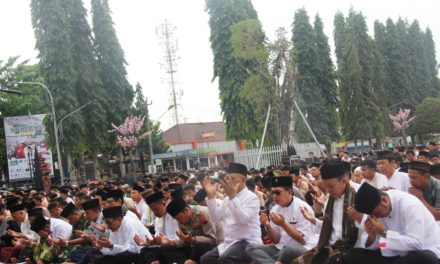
[
  {"xmin": 407, "ymin": 160, "xmax": 440, "ymax": 221},
  {"xmin": 246, "ymin": 176, "xmax": 318, "ymax": 264},
  {"xmin": 166, "ymin": 198, "xmax": 218, "ymax": 264},
  {"xmin": 29, "ymin": 216, "xmax": 59, "ymax": 264},
  {"xmin": 93, "ymin": 206, "xmax": 153, "ymax": 264},
  {"xmin": 346, "ymin": 183, "xmax": 440, "ymax": 264},
  {"xmin": 200, "ymin": 163, "xmax": 262, "ymax": 264},
  {"xmin": 360, "ymin": 159, "xmax": 388, "ymax": 189}
]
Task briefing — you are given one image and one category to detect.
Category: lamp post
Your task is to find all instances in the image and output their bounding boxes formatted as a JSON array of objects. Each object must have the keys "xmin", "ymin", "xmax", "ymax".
[{"xmin": 12, "ymin": 82, "xmax": 64, "ymax": 183}]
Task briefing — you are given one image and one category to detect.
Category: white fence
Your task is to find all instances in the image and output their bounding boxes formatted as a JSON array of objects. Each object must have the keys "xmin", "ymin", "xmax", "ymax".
[{"xmin": 233, "ymin": 143, "xmax": 325, "ymax": 169}]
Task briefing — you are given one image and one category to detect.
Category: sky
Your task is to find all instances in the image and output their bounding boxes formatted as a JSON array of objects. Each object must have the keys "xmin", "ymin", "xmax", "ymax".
[{"xmin": 1, "ymin": 0, "xmax": 439, "ymax": 132}]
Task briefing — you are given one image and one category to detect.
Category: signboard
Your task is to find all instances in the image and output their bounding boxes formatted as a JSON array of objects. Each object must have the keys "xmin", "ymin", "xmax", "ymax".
[
  {"xmin": 155, "ymin": 159, "xmax": 162, "ymax": 166},
  {"xmin": 4, "ymin": 114, "xmax": 54, "ymax": 181}
]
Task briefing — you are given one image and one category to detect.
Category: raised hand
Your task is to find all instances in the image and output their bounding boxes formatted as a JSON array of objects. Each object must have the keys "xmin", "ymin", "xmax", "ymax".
[
  {"xmin": 202, "ymin": 176, "xmax": 217, "ymax": 199},
  {"xmin": 90, "ymin": 222, "xmax": 106, "ymax": 233},
  {"xmin": 221, "ymin": 176, "xmax": 237, "ymax": 199},
  {"xmin": 260, "ymin": 213, "xmax": 270, "ymax": 228},
  {"xmin": 300, "ymin": 206, "xmax": 316, "ymax": 225},
  {"xmin": 269, "ymin": 213, "xmax": 285, "ymax": 226},
  {"xmin": 176, "ymin": 229, "xmax": 196, "ymax": 244},
  {"xmin": 157, "ymin": 233, "xmax": 171, "ymax": 247},
  {"xmin": 96, "ymin": 237, "xmax": 113, "ymax": 248},
  {"xmin": 347, "ymin": 206, "xmax": 364, "ymax": 223}
]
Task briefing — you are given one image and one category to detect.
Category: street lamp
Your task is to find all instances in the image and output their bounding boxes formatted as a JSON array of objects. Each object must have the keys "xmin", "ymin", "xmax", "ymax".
[{"xmin": 11, "ymin": 82, "xmax": 64, "ymax": 183}]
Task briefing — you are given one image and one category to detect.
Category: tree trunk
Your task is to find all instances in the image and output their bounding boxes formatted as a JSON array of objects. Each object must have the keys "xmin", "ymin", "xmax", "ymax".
[
  {"xmin": 66, "ymin": 151, "xmax": 76, "ymax": 185},
  {"xmin": 118, "ymin": 148, "xmax": 126, "ymax": 179},
  {"xmin": 129, "ymin": 149, "xmax": 135, "ymax": 173},
  {"xmin": 402, "ymin": 129, "xmax": 407, "ymax": 145}
]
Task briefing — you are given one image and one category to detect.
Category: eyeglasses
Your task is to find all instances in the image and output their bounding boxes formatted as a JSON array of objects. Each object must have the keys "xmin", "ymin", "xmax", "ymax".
[
  {"xmin": 104, "ymin": 218, "xmax": 114, "ymax": 225},
  {"xmin": 271, "ymin": 190, "xmax": 284, "ymax": 196}
]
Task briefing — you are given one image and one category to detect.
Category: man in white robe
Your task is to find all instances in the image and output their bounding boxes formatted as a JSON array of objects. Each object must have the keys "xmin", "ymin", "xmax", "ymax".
[
  {"xmin": 346, "ymin": 183, "xmax": 440, "ymax": 264},
  {"xmin": 376, "ymin": 150, "xmax": 410, "ymax": 192},
  {"xmin": 360, "ymin": 159, "xmax": 388, "ymax": 189},
  {"xmin": 200, "ymin": 163, "xmax": 262, "ymax": 264}
]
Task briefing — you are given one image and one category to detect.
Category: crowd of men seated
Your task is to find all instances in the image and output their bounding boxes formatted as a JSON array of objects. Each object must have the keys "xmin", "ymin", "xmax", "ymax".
[{"xmin": 0, "ymin": 143, "xmax": 439, "ymax": 264}]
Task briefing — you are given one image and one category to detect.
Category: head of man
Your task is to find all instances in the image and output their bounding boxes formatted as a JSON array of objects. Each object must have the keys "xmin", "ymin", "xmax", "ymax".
[
  {"xmin": 48, "ymin": 202, "xmax": 61, "ymax": 218},
  {"xmin": 418, "ymin": 151, "xmax": 430, "ymax": 163},
  {"xmin": 177, "ymin": 174, "xmax": 189, "ymax": 185},
  {"xmin": 9, "ymin": 203, "xmax": 26, "ymax": 223},
  {"xmin": 61, "ymin": 203, "xmax": 82, "ymax": 225},
  {"xmin": 79, "ymin": 184, "xmax": 89, "ymax": 195},
  {"xmin": 82, "ymin": 199, "xmax": 101, "ymax": 222},
  {"xmin": 183, "ymin": 184, "xmax": 196, "ymax": 200},
  {"xmin": 224, "ymin": 163, "xmax": 248, "ymax": 193},
  {"xmin": 166, "ymin": 199, "xmax": 192, "ymax": 226},
  {"xmin": 131, "ymin": 185, "xmax": 145, "ymax": 203},
  {"xmin": 102, "ymin": 206, "xmax": 123, "ymax": 232},
  {"xmin": 299, "ymin": 165, "xmax": 308, "ymax": 176},
  {"xmin": 376, "ymin": 150, "xmax": 396, "ymax": 177},
  {"xmin": 289, "ymin": 166, "xmax": 301, "ymax": 184},
  {"xmin": 145, "ymin": 192, "xmax": 167, "ymax": 218},
  {"xmin": 408, "ymin": 160, "xmax": 431, "ymax": 190},
  {"xmin": 31, "ymin": 216, "xmax": 51, "ymax": 239},
  {"xmin": 428, "ymin": 142, "xmax": 437, "ymax": 151},
  {"xmin": 271, "ymin": 176, "xmax": 293, "ymax": 207},
  {"xmin": 309, "ymin": 163, "xmax": 321, "ymax": 179},
  {"xmin": 430, "ymin": 153, "xmax": 439, "ymax": 164},
  {"xmin": 360, "ymin": 159, "xmax": 377, "ymax": 180},
  {"xmin": 352, "ymin": 167, "xmax": 363, "ymax": 184},
  {"xmin": 355, "ymin": 183, "xmax": 391, "ymax": 218},
  {"xmin": 106, "ymin": 189, "xmax": 124, "ymax": 207},
  {"xmin": 405, "ymin": 150, "xmax": 416, "ymax": 161},
  {"xmin": 320, "ymin": 159, "xmax": 350, "ymax": 198}
]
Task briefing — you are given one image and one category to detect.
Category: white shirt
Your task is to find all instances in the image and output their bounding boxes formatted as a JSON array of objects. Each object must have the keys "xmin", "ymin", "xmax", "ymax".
[
  {"xmin": 385, "ymin": 170, "xmax": 410, "ymax": 192},
  {"xmin": 21, "ymin": 214, "xmax": 38, "ymax": 240},
  {"xmin": 154, "ymin": 213, "xmax": 179, "ymax": 241},
  {"xmin": 361, "ymin": 172, "xmax": 388, "ymax": 189},
  {"xmin": 270, "ymin": 197, "xmax": 318, "ymax": 250},
  {"xmin": 101, "ymin": 215, "xmax": 153, "ymax": 255},
  {"xmin": 135, "ymin": 199, "xmax": 148, "ymax": 219},
  {"xmin": 316, "ymin": 182, "xmax": 359, "ymax": 245},
  {"xmin": 360, "ymin": 190, "xmax": 440, "ymax": 258},
  {"xmin": 140, "ymin": 205, "xmax": 155, "ymax": 226},
  {"xmin": 206, "ymin": 187, "xmax": 262, "ymax": 255},
  {"xmin": 50, "ymin": 217, "xmax": 72, "ymax": 240},
  {"xmin": 65, "ymin": 197, "xmax": 74, "ymax": 204}
]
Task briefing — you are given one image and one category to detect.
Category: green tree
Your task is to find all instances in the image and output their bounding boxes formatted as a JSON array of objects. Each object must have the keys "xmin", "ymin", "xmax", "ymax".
[
  {"xmin": 63, "ymin": 0, "xmax": 109, "ymax": 156},
  {"xmin": 206, "ymin": 0, "xmax": 263, "ymax": 142},
  {"xmin": 31, "ymin": 0, "xmax": 86, "ymax": 170},
  {"xmin": 0, "ymin": 58, "xmax": 46, "ymax": 176},
  {"xmin": 91, "ymin": 0, "xmax": 134, "ymax": 127},
  {"xmin": 291, "ymin": 9, "xmax": 338, "ymax": 144},
  {"xmin": 413, "ymin": 97, "xmax": 440, "ymax": 135},
  {"xmin": 334, "ymin": 9, "xmax": 386, "ymax": 144}
]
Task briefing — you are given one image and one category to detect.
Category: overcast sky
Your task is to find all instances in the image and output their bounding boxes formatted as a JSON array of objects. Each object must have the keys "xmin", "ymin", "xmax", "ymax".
[{"xmin": 1, "ymin": 0, "xmax": 439, "ymax": 131}]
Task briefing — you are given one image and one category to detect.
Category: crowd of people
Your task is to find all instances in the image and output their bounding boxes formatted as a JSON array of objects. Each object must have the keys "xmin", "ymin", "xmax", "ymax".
[{"xmin": 0, "ymin": 142, "xmax": 439, "ymax": 264}]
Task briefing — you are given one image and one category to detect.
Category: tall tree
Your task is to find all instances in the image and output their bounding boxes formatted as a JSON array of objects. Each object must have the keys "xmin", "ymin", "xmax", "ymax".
[
  {"xmin": 63, "ymin": 0, "xmax": 109, "ymax": 155},
  {"xmin": 30, "ymin": 0, "xmax": 86, "ymax": 165},
  {"xmin": 334, "ymin": 9, "xmax": 386, "ymax": 143},
  {"xmin": 422, "ymin": 28, "xmax": 440, "ymax": 96},
  {"xmin": 206, "ymin": 0, "xmax": 263, "ymax": 142},
  {"xmin": 91, "ymin": 0, "xmax": 134, "ymax": 127},
  {"xmin": 291, "ymin": 9, "xmax": 338, "ymax": 144}
]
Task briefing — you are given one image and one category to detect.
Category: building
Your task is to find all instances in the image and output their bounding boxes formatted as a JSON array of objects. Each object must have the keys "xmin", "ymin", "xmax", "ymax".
[{"xmin": 154, "ymin": 122, "xmax": 239, "ymax": 171}]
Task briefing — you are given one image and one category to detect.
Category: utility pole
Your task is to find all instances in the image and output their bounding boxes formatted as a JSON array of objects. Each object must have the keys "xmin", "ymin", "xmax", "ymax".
[
  {"xmin": 157, "ymin": 19, "xmax": 183, "ymax": 126},
  {"xmin": 146, "ymin": 101, "xmax": 154, "ymax": 173}
]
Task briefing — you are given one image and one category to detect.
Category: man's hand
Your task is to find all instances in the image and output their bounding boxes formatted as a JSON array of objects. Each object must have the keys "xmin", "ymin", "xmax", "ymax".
[
  {"xmin": 364, "ymin": 217, "xmax": 385, "ymax": 237},
  {"xmin": 134, "ymin": 234, "xmax": 154, "ymax": 247},
  {"xmin": 202, "ymin": 176, "xmax": 217, "ymax": 199},
  {"xmin": 347, "ymin": 206, "xmax": 364, "ymax": 223},
  {"xmin": 260, "ymin": 213, "xmax": 270, "ymax": 228},
  {"xmin": 381, "ymin": 186, "xmax": 394, "ymax": 191},
  {"xmin": 157, "ymin": 233, "xmax": 171, "ymax": 247},
  {"xmin": 90, "ymin": 222, "xmax": 106, "ymax": 233},
  {"xmin": 408, "ymin": 187, "xmax": 424, "ymax": 200},
  {"xmin": 96, "ymin": 237, "xmax": 113, "ymax": 248},
  {"xmin": 221, "ymin": 176, "xmax": 237, "ymax": 199},
  {"xmin": 269, "ymin": 213, "xmax": 285, "ymax": 227},
  {"xmin": 300, "ymin": 206, "xmax": 316, "ymax": 225},
  {"xmin": 52, "ymin": 238, "xmax": 66, "ymax": 246},
  {"xmin": 176, "ymin": 230, "xmax": 196, "ymax": 244}
]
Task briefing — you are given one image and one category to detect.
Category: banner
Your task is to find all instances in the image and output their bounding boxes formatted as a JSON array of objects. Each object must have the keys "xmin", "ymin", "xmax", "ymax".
[{"xmin": 4, "ymin": 114, "xmax": 54, "ymax": 182}]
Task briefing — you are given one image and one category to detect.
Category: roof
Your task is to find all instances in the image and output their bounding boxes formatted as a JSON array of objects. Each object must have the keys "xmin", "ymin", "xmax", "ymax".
[{"xmin": 162, "ymin": 122, "xmax": 226, "ymax": 145}]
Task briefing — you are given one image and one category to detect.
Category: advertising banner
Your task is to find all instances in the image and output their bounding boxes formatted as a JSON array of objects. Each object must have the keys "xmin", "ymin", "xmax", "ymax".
[{"xmin": 4, "ymin": 114, "xmax": 54, "ymax": 181}]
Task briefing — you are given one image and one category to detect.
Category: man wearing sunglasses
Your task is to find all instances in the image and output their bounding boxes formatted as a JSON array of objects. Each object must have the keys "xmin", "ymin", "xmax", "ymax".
[{"xmin": 246, "ymin": 176, "xmax": 318, "ymax": 264}]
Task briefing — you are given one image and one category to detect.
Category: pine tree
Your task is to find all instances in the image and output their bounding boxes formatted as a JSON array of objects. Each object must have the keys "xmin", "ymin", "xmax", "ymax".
[
  {"xmin": 422, "ymin": 28, "xmax": 440, "ymax": 96},
  {"xmin": 334, "ymin": 9, "xmax": 386, "ymax": 142},
  {"xmin": 291, "ymin": 9, "xmax": 338, "ymax": 144},
  {"xmin": 63, "ymin": 0, "xmax": 109, "ymax": 154},
  {"xmin": 313, "ymin": 14, "xmax": 339, "ymax": 143},
  {"xmin": 91, "ymin": 0, "xmax": 133, "ymax": 127},
  {"xmin": 30, "ymin": 0, "xmax": 86, "ymax": 153},
  {"xmin": 205, "ymin": 0, "xmax": 263, "ymax": 142}
]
